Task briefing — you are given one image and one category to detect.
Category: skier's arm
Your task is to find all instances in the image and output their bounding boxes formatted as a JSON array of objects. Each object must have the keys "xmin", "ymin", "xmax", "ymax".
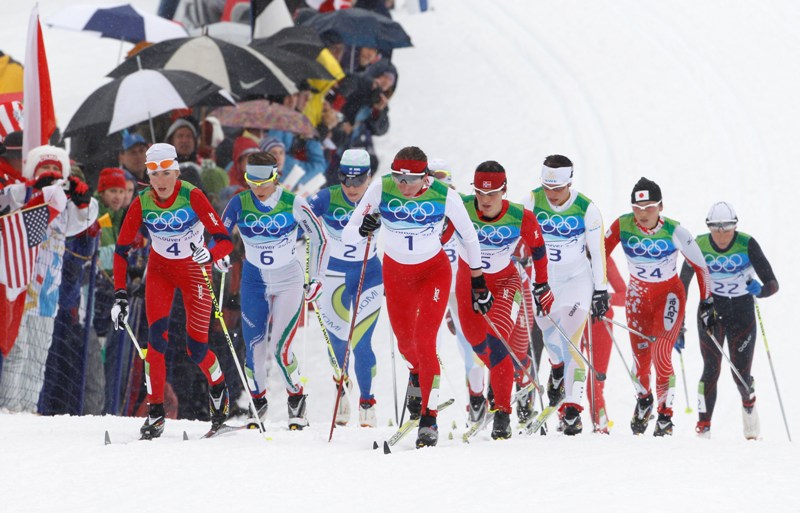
[
  {"xmin": 674, "ymin": 225, "xmax": 711, "ymax": 300},
  {"xmin": 679, "ymin": 260, "xmax": 695, "ymax": 294},
  {"xmin": 604, "ymin": 218, "xmax": 621, "ymax": 258},
  {"xmin": 295, "ymin": 195, "xmax": 329, "ymax": 281},
  {"xmin": 606, "ymin": 256, "xmax": 627, "ymax": 307},
  {"xmin": 585, "ymin": 202, "xmax": 607, "ymax": 290},
  {"xmin": 220, "ymin": 194, "xmax": 242, "ymax": 237},
  {"xmin": 114, "ymin": 196, "xmax": 144, "ymax": 291},
  {"xmin": 343, "ymin": 179, "xmax": 381, "ymax": 244},
  {"xmin": 190, "ymin": 187, "xmax": 232, "ymax": 261},
  {"xmin": 445, "ymin": 188, "xmax": 481, "ymax": 270},
  {"xmin": 520, "ymin": 209, "xmax": 548, "ymax": 284},
  {"xmin": 748, "ymin": 237, "xmax": 779, "ymax": 298}
]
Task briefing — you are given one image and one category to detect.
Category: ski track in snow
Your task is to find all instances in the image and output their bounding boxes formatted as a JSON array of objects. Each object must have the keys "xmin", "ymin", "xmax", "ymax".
[{"xmin": 4, "ymin": 1, "xmax": 800, "ymax": 511}]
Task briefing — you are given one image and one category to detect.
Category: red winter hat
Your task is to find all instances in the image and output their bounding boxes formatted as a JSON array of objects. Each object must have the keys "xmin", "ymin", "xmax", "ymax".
[{"xmin": 98, "ymin": 167, "xmax": 127, "ymax": 192}]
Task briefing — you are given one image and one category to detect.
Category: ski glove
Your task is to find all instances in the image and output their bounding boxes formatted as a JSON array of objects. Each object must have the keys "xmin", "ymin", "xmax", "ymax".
[
  {"xmin": 471, "ymin": 274, "xmax": 494, "ymax": 314},
  {"xmin": 111, "ymin": 290, "xmax": 129, "ymax": 331},
  {"xmin": 192, "ymin": 245, "xmax": 212, "ymax": 264},
  {"xmin": 674, "ymin": 323, "xmax": 686, "ymax": 352},
  {"xmin": 304, "ymin": 279, "xmax": 323, "ymax": 303},
  {"xmin": 699, "ymin": 297, "xmax": 717, "ymax": 330},
  {"xmin": 591, "ymin": 289, "xmax": 610, "ymax": 319},
  {"xmin": 31, "ymin": 172, "xmax": 61, "ymax": 191},
  {"xmin": 746, "ymin": 279, "xmax": 762, "ymax": 297},
  {"xmin": 214, "ymin": 255, "xmax": 232, "ymax": 273},
  {"xmin": 358, "ymin": 213, "xmax": 381, "ymax": 238},
  {"xmin": 533, "ymin": 282, "xmax": 554, "ymax": 316},
  {"xmin": 68, "ymin": 176, "xmax": 92, "ymax": 207}
]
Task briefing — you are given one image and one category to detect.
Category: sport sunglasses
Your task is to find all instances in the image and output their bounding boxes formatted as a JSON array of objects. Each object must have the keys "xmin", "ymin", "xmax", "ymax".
[
  {"xmin": 338, "ymin": 172, "xmax": 370, "ymax": 187},
  {"xmin": 245, "ymin": 171, "xmax": 278, "ymax": 186},
  {"xmin": 631, "ymin": 200, "xmax": 662, "ymax": 211},
  {"xmin": 145, "ymin": 159, "xmax": 176, "ymax": 172},
  {"xmin": 391, "ymin": 171, "xmax": 425, "ymax": 184}
]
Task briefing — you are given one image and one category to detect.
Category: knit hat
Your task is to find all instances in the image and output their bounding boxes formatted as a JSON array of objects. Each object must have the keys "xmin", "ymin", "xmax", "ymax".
[
  {"xmin": 706, "ymin": 201, "xmax": 738, "ymax": 225},
  {"xmin": 201, "ymin": 165, "xmax": 230, "ymax": 195},
  {"xmin": 98, "ymin": 167, "xmax": 127, "ymax": 192},
  {"xmin": 165, "ymin": 118, "xmax": 198, "ymax": 142},
  {"xmin": 259, "ymin": 136, "xmax": 285, "ymax": 154},
  {"xmin": 24, "ymin": 144, "xmax": 70, "ymax": 180},
  {"xmin": 1, "ymin": 130, "xmax": 22, "ymax": 159},
  {"xmin": 631, "ymin": 177, "xmax": 662, "ymax": 204},
  {"xmin": 340, "ymin": 148, "xmax": 371, "ymax": 176},
  {"xmin": 145, "ymin": 143, "xmax": 180, "ymax": 172}
]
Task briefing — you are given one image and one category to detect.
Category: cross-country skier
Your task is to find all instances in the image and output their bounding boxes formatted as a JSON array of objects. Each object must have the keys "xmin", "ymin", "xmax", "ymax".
[
  {"xmin": 522, "ymin": 155, "xmax": 607, "ymax": 435},
  {"xmin": 453, "ymin": 161, "xmax": 551, "ymax": 439},
  {"xmin": 221, "ymin": 151, "xmax": 328, "ymax": 430},
  {"xmin": 680, "ymin": 201, "xmax": 778, "ymax": 439},
  {"xmin": 343, "ymin": 146, "xmax": 492, "ymax": 448},
  {"xmin": 605, "ymin": 177, "xmax": 715, "ymax": 436},
  {"xmin": 112, "ymin": 143, "xmax": 234, "ymax": 439},
  {"xmin": 307, "ymin": 148, "xmax": 382, "ymax": 428}
]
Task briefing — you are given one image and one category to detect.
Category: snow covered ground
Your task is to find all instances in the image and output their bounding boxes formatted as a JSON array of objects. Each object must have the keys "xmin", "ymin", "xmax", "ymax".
[{"xmin": 3, "ymin": 1, "xmax": 799, "ymax": 512}]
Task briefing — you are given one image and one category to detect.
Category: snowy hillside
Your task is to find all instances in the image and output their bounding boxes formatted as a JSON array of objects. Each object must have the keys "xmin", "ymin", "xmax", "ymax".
[{"xmin": 2, "ymin": 1, "xmax": 798, "ymax": 512}]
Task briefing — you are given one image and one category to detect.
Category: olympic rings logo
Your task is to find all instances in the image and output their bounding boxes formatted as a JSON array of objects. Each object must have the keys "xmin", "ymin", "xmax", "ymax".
[
  {"xmin": 331, "ymin": 207, "xmax": 352, "ymax": 222},
  {"xmin": 627, "ymin": 236, "xmax": 671, "ymax": 258},
  {"xmin": 705, "ymin": 253, "xmax": 744, "ymax": 273},
  {"xmin": 386, "ymin": 198, "xmax": 435, "ymax": 222},
  {"xmin": 536, "ymin": 212, "xmax": 580, "ymax": 236},
  {"xmin": 144, "ymin": 209, "xmax": 190, "ymax": 231},
  {"xmin": 243, "ymin": 212, "xmax": 290, "ymax": 235},
  {"xmin": 475, "ymin": 223, "xmax": 514, "ymax": 244}
]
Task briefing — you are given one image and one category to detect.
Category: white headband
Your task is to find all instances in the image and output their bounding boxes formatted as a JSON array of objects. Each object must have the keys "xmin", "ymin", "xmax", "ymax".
[{"xmin": 541, "ymin": 165, "xmax": 572, "ymax": 186}]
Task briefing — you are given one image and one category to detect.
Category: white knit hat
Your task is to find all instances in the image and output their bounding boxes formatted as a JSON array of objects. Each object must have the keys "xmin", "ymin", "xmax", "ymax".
[
  {"xmin": 145, "ymin": 143, "xmax": 180, "ymax": 172},
  {"xmin": 339, "ymin": 148, "xmax": 371, "ymax": 176},
  {"xmin": 706, "ymin": 201, "xmax": 738, "ymax": 224},
  {"xmin": 23, "ymin": 144, "xmax": 70, "ymax": 180}
]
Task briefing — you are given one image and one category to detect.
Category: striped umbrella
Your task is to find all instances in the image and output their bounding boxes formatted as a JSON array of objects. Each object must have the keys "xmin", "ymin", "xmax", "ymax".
[{"xmin": 45, "ymin": 4, "xmax": 188, "ymax": 44}]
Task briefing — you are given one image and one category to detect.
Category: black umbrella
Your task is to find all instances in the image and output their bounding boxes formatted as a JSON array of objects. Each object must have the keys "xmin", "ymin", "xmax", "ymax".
[
  {"xmin": 252, "ymin": 26, "xmax": 325, "ymax": 61},
  {"xmin": 64, "ymin": 69, "xmax": 234, "ymax": 137},
  {"xmin": 248, "ymin": 43, "xmax": 333, "ymax": 83},
  {"xmin": 301, "ymin": 8, "xmax": 412, "ymax": 51},
  {"xmin": 107, "ymin": 35, "xmax": 297, "ymax": 100}
]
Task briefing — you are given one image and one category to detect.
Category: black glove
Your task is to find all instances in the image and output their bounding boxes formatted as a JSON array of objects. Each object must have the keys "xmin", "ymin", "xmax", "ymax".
[
  {"xmin": 591, "ymin": 289, "xmax": 610, "ymax": 319},
  {"xmin": 358, "ymin": 213, "xmax": 381, "ymax": 237},
  {"xmin": 699, "ymin": 297, "xmax": 717, "ymax": 330},
  {"xmin": 68, "ymin": 176, "xmax": 92, "ymax": 207},
  {"xmin": 111, "ymin": 290, "xmax": 129, "ymax": 331},
  {"xmin": 471, "ymin": 274, "xmax": 494, "ymax": 314},
  {"xmin": 32, "ymin": 172, "xmax": 61, "ymax": 190}
]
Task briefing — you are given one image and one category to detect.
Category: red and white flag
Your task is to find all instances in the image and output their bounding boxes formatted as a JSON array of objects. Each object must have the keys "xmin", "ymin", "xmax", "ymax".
[
  {"xmin": 0, "ymin": 100, "xmax": 23, "ymax": 140},
  {"xmin": 21, "ymin": 7, "xmax": 56, "ymax": 163},
  {"xmin": 0, "ymin": 203, "xmax": 50, "ymax": 295}
]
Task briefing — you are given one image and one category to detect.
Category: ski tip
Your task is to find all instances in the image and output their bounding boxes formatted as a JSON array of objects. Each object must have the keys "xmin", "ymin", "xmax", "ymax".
[
  {"xmin": 383, "ymin": 441, "xmax": 391, "ymax": 454},
  {"xmin": 448, "ymin": 432, "xmax": 454, "ymax": 440},
  {"xmin": 372, "ymin": 440, "xmax": 379, "ymax": 450},
  {"xmin": 451, "ymin": 420, "xmax": 457, "ymax": 430},
  {"xmin": 685, "ymin": 407, "xmax": 693, "ymax": 414},
  {"xmin": 183, "ymin": 431, "xmax": 189, "ymax": 441},
  {"xmin": 104, "ymin": 430, "xmax": 111, "ymax": 445},
  {"xmin": 388, "ymin": 419, "xmax": 394, "ymax": 427}
]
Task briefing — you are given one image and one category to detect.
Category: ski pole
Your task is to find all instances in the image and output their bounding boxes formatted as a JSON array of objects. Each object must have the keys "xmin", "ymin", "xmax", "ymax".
[
  {"xmin": 754, "ymin": 299, "xmax": 792, "ymax": 442},
  {"xmin": 515, "ymin": 263, "xmax": 546, "ymax": 415},
  {"xmin": 390, "ymin": 329, "xmax": 399, "ymax": 425},
  {"xmin": 122, "ymin": 320, "xmax": 146, "ymax": 360},
  {"xmin": 603, "ymin": 321, "xmax": 647, "ymax": 395},
  {"xmin": 677, "ymin": 349, "xmax": 693, "ymax": 414},
  {"xmin": 545, "ymin": 313, "xmax": 606, "ymax": 381},
  {"xmin": 586, "ymin": 323, "xmax": 597, "ymax": 429},
  {"xmin": 328, "ymin": 232, "xmax": 372, "ymax": 442},
  {"xmin": 705, "ymin": 329, "xmax": 753, "ymax": 394},
  {"xmin": 190, "ymin": 243, "xmax": 266, "ymax": 435},
  {"xmin": 601, "ymin": 316, "xmax": 656, "ymax": 342},
  {"xmin": 482, "ymin": 313, "xmax": 543, "ymax": 394}
]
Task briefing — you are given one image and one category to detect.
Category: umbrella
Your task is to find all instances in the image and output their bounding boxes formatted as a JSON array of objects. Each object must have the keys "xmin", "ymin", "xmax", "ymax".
[
  {"xmin": 248, "ymin": 44, "xmax": 333, "ymax": 83},
  {"xmin": 107, "ymin": 36, "xmax": 297, "ymax": 101},
  {"xmin": 252, "ymin": 26, "xmax": 326, "ymax": 61},
  {"xmin": 64, "ymin": 69, "xmax": 234, "ymax": 137},
  {"xmin": 188, "ymin": 22, "xmax": 250, "ymax": 45},
  {"xmin": 301, "ymin": 8, "xmax": 412, "ymax": 51},
  {"xmin": 209, "ymin": 100, "xmax": 316, "ymax": 138},
  {"xmin": 45, "ymin": 4, "xmax": 188, "ymax": 44}
]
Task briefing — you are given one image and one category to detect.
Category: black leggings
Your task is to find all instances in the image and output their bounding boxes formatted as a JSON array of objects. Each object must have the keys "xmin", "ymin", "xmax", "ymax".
[{"xmin": 696, "ymin": 294, "xmax": 757, "ymax": 422}]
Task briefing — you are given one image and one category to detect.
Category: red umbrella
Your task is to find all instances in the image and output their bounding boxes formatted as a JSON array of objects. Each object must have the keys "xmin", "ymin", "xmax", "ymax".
[{"xmin": 209, "ymin": 100, "xmax": 316, "ymax": 138}]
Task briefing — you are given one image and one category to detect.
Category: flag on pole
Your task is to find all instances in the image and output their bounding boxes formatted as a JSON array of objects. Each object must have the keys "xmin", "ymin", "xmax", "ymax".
[
  {"xmin": 0, "ymin": 203, "xmax": 50, "ymax": 293},
  {"xmin": 250, "ymin": 0, "xmax": 293, "ymax": 39},
  {"xmin": 22, "ymin": 6, "xmax": 57, "ymax": 164}
]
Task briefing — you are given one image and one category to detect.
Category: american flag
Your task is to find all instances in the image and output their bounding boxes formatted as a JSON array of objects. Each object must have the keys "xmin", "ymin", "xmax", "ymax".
[{"xmin": 0, "ymin": 204, "xmax": 50, "ymax": 290}]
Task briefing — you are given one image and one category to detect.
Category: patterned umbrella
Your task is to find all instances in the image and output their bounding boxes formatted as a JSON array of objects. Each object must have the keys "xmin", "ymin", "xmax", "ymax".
[
  {"xmin": 45, "ymin": 4, "xmax": 187, "ymax": 44},
  {"xmin": 64, "ymin": 69, "xmax": 234, "ymax": 137},
  {"xmin": 107, "ymin": 36, "xmax": 297, "ymax": 101},
  {"xmin": 209, "ymin": 100, "xmax": 316, "ymax": 138}
]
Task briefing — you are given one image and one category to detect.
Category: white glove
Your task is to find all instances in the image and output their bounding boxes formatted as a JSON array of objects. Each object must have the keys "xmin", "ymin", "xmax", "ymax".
[
  {"xmin": 192, "ymin": 245, "xmax": 212, "ymax": 264},
  {"xmin": 304, "ymin": 279, "xmax": 323, "ymax": 303},
  {"xmin": 214, "ymin": 255, "xmax": 232, "ymax": 273}
]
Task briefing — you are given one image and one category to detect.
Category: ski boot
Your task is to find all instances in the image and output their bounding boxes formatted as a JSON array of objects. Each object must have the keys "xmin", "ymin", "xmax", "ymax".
[
  {"xmin": 491, "ymin": 411, "xmax": 512, "ymax": 440},
  {"xmin": 406, "ymin": 373, "xmax": 422, "ymax": 421},
  {"xmin": 416, "ymin": 414, "xmax": 438, "ymax": 448},
  {"xmin": 288, "ymin": 393, "xmax": 309, "ymax": 430},
  {"xmin": 546, "ymin": 366, "xmax": 565, "ymax": 407},
  {"xmin": 562, "ymin": 404, "xmax": 583, "ymax": 436},
  {"xmin": 742, "ymin": 402, "xmax": 760, "ymax": 440},
  {"xmin": 593, "ymin": 407, "xmax": 610, "ymax": 434},
  {"xmin": 695, "ymin": 420, "xmax": 711, "ymax": 439},
  {"xmin": 468, "ymin": 393, "xmax": 487, "ymax": 424},
  {"xmin": 630, "ymin": 393, "xmax": 654, "ymax": 435},
  {"xmin": 209, "ymin": 382, "xmax": 230, "ymax": 431},
  {"xmin": 653, "ymin": 412, "xmax": 673, "ymax": 437},
  {"xmin": 140, "ymin": 403, "xmax": 166, "ymax": 440},
  {"xmin": 359, "ymin": 398, "xmax": 377, "ymax": 428},
  {"xmin": 252, "ymin": 395, "xmax": 268, "ymax": 423},
  {"xmin": 516, "ymin": 383, "xmax": 535, "ymax": 424},
  {"xmin": 335, "ymin": 380, "xmax": 353, "ymax": 426}
]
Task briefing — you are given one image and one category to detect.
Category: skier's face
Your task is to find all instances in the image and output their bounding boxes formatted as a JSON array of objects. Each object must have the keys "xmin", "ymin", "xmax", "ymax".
[
  {"xmin": 341, "ymin": 175, "xmax": 371, "ymax": 203},
  {"xmin": 148, "ymin": 169, "xmax": 179, "ymax": 200},
  {"xmin": 543, "ymin": 182, "xmax": 570, "ymax": 206},
  {"xmin": 474, "ymin": 188, "xmax": 504, "ymax": 217},
  {"xmin": 631, "ymin": 200, "xmax": 663, "ymax": 229},
  {"xmin": 248, "ymin": 179, "xmax": 277, "ymax": 202},
  {"xmin": 709, "ymin": 223, "xmax": 736, "ymax": 248}
]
